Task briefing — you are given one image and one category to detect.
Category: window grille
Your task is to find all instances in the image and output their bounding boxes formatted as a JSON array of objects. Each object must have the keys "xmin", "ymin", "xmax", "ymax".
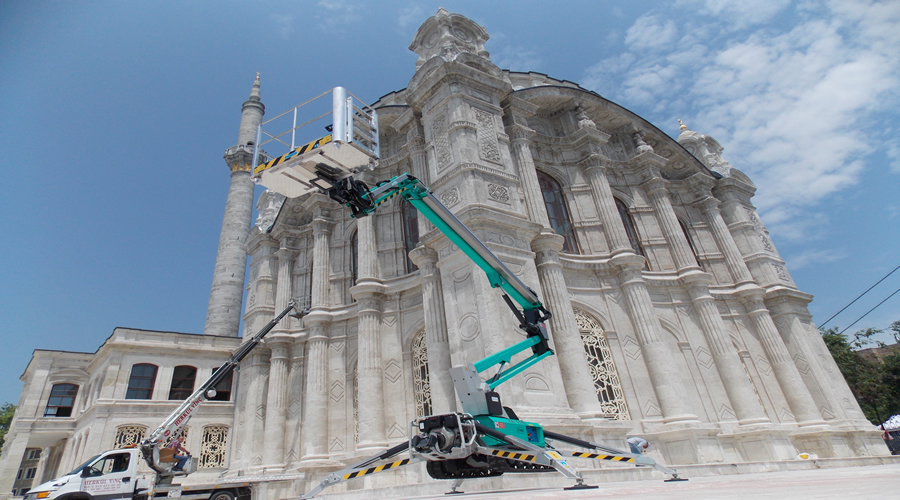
[
  {"xmin": 114, "ymin": 425, "xmax": 147, "ymax": 449},
  {"xmin": 575, "ymin": 309, "xmax": 630, "ymax": 419},
  {"xmin": 198, "ymin": 425, "xmax": 229, "ymax": 468},
  {"xmin": 412, "ymin": 330, "xmax": 432, "ymax": 418}
]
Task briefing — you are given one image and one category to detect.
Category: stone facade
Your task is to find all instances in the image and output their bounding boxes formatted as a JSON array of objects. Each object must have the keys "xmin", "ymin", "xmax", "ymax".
[
  {"xmin": 0, "ymin": 9, "xmax": 887, "ymax": 500},
  {"xmin": 0, "ymin": 330, "xmax": 239, "ymax": 497}
]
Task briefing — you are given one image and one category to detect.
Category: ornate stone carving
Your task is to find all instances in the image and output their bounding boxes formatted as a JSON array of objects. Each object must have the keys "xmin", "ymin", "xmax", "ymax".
[
  {"xmin": 432, "ymin": 115, "xmax": 452, "ymax": 169},
  {"xmin": 440, "ymin": 188, "xmax": 460, "ymax": 207},
  {"xmin": 474, "ymin": 108, "xmax": 502, "ymax": 164},
  {"xmin": 487, "ymin": 183, "xmax": 509, "ymax": 203}
]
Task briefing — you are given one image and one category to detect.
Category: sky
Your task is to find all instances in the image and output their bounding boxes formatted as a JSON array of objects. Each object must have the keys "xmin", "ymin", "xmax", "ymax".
[{"xmin": 1, "ymin": 0, "xmax": 898, "ymax": 407}]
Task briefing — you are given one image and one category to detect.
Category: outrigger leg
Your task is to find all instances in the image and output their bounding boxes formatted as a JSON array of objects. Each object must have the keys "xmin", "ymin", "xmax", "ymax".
[
  {"xmin": 445, "ymin": 478, "xmax": 464, "ymax": 495},
  {"xmin": 543, "ymin": 430, "xmax": 688, "ymax": 482},
  {"xmin": 300, "ymin": 441, "xmax": 424, "ymax": 499}
]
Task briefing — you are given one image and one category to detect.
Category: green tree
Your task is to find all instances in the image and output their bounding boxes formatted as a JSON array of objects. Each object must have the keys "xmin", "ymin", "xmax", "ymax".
[
  {"xmin": 821, "ymin": 325, "xmax": 899, "ymax": 424},
  {"xmin": 0, "ymin": 403, "xmax": 15, "ymax": 452}
]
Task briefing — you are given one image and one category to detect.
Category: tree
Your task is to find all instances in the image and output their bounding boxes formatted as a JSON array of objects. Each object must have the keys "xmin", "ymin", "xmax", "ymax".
[
  {"xmin": 821, "ymin": 325, "xmax": 900, "ymax": 424},
  {"xmin": 0, "ymin": 403, "xmax": 15, "ymax": 452}
]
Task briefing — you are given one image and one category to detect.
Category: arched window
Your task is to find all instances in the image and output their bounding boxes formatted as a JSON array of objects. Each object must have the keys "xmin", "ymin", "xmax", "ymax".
[
  {"xmin": 44, "ymin": 383, "xmax": 78, "ymax": 417},
  {"xmin": 114, "ymin": 425, "xmax": 147, "ymax": 449},
  {"xmin": 411, "ymin": 330, "xmax": 432, "ymax": 418},
  {"xmin": 168, "ymin": 366, "xmax": 197, "ymax": 400},
  {"xmin": 615, "ymin": 198, "xmax": 644, "ymax": 257},
  {"xmin": 350, "ymin": 231, "xmax": 358, "ymax": 286},
  {"xmin": 198, "ymin": 425, "xmax": 229, "ymax": 468},
  {"xmin": 679, "ymin": 219, "xmax": 703, "ymax": 270},
  {"xmin": 401, "ymin": 201, "xmax": 420, "ymax": 273},
  {"xmin": 126, "ymin": 364, "xmax": 157, "ymax": 400},
  {"xmin": 208, "ymin": 370, "xmax": 233, "ymax": 402},
  {"xmin": 537, "ymin": 171, "xmax": 578, "ymax": 253},
  {"xmin": 575, "ymin": 309, "xmax": 630, "ymax": 420}
]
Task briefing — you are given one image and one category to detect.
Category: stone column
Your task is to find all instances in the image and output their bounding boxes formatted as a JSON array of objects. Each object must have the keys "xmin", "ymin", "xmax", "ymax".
[
  {"xmin": 740, "ymin": 292, "xmax": 825, "ymax": 426},
  {"xmin": 262, "ymin": 244, "xmax": 295, "ymax": 469},
  {"xmin": 532, "ymin": 233, "xmax": 605, "ymax": 417},
  {"xmin": 407, "ymin": 123, "xmax": 433, "ymax": 233},
  {"xmin": 310, "ymin": 218, "xmax": 333, "ymax": 308},
  {"xmin": 273, "ymin": 247, "xmax": 296, "ymax": 330},
  {"xmin": 263, "ymin": 336, "xmax": 291, "ymax": 470},
  {"xmin": 583, "ymin": 158, "xmax": 632, "ymax": 255},
  {"xmin": 683, "ymin": 277, "xmax": 769, "ymax": 424},
  {"xmin": 409, "ymin": 246, "xmax": 456, "ymax": 414},
  {"xmin": 284, "ymin": 340, "xmax": 306, "ymax": 468},
  {"xmin": 642, "ymin": 176, "xmax": 698, "ymax": 271},
  {"xmin": 614, "ymin": 256, "xmax": 699, "ymax": 423},
  {"xmin": 506, "ymin": 122, "xmax": 551, "ymax": 228},
  {"xmin": 697, "ymin": 197, "xmax": 753, "ymax": 284},
  {"xmin": 354, "ymin": 293, "xmax": 387, "ymax": 450},
  {"xmin": 300, "ymin": 325, "xmax": 329, "ymax": 461}
]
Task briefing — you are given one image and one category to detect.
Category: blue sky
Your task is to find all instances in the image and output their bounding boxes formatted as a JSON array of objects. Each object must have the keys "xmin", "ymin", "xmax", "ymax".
[{"xmin": 1, "ymin": 0, "xmax": 898, "ymax": 407}]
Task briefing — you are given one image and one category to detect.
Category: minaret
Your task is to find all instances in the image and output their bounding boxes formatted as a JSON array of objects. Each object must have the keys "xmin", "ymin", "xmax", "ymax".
[{"xmin": 204, "ymin": 74, "xmax": 265, "ymax": 337}]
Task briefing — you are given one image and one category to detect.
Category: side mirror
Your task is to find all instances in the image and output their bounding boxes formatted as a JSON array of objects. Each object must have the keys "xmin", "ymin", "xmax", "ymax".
[{"xmin": 81, "ymin": 468, "xmax": 90, "ymax": 478}]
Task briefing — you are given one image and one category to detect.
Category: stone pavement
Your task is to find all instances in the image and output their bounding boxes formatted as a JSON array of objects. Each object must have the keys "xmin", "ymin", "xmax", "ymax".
[{"xmin": 398, "ymin": 462, "xmax": 900, "ymax": 499}]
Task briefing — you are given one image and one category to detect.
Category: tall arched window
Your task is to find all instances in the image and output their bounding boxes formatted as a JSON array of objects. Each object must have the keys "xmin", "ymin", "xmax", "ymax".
[
  {"xmin": 412, "ymin": 330, "xmax": 432, "ymax": 418},
  {"xmin": 44, "ymin": 383, "xmax": 78, "ymax": 417},
  {"xmin": 401, "ymin": 201, "xmax": 420, "ymax": 273},
  {"xmin": 615, "ymin": 198, "xmax": 644, "ymax": 257},
  {"xmin": 169, "ymin": 366, "xmax": 197, "ymax": 400},
  {"xmin": 126, "ymin": 364, "xmax": 157, "ymax": 400},
  {"xmin": 575, "ymin": 309, "xmax": 630, "ymax": 420},
  {"xmin": 537, "ymin": 171, "xmax": 578, "ymax": 253},
  {"xmin": 679, "ymin": 220, "xmax": 703, "ymax": 270},
  {"xmin": 209, "ymin": 370, "xmax": 233, "ymax": 402}
]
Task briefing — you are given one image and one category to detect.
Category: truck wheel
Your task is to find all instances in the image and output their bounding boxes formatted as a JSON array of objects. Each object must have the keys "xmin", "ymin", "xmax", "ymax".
[{"xmin": 208, "ymin": 491, "xmax": 236, "ymax": 500}]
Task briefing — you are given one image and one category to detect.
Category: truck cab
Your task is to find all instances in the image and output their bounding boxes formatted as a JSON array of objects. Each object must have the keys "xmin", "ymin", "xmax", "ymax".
[{"xmin": 25, "ymin": 449, "xmax": 151, "ymax": 500}]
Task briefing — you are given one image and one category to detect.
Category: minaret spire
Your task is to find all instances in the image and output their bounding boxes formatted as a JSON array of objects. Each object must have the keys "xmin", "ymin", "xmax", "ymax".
[{"xmin": 204, "ymin": 75, "xmax": 266, "ymax": 337}]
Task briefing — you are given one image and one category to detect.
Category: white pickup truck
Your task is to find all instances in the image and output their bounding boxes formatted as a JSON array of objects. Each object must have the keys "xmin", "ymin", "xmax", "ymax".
[{"xmin": 24, "ymin": 448, "xmax": 249, "ymax": 500}]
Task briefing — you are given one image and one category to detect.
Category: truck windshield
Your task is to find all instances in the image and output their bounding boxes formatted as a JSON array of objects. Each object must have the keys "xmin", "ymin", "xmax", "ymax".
[{"xmin": 65, "ymin": 455, "xmax": 101, "ymax": 476}]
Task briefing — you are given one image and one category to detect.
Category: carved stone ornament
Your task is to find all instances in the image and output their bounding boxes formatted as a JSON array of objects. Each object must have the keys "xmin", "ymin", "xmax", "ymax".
[
  {"xmin": 441, "ymin": 188, "xmax": 460, "ymax": 207},
  {"xmin": 488, "ymin": 183, "xmax": 509, "ymax": 203},
  {"xmin": 255, "ymin": 190, "xmax": 286, "ymax": 233},
  {"xmin": 409, "ymin": 8, "xmax": 491, "ymax": 71}
]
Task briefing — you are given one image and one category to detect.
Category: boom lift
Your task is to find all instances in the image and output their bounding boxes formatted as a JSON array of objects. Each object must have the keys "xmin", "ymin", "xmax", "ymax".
[{"xmin": 250, "ymin": 87, "xmax": 686, "ymax": 498}]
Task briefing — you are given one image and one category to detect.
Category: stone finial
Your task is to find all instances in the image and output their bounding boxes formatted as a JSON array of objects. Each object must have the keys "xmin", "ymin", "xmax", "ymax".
[
  {"xmin": 249, "ymin": 73, "xmax": 261, "ymax": 102},
  {"xmin": 409, "ymin": 8, "xmax": 491, "ymax": 70},
  {"xmin": 634, "ymin": 130, "xmax": 654, "ymax": 154},
  {"xmin": 676, "ymin": 123, "xmax": 733, "ymax": 177}
]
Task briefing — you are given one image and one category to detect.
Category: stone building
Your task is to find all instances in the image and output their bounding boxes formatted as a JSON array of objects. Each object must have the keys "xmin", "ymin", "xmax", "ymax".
[{"xmin": 0, "ymin": 8, "xmax": 887, "ymax": 499}]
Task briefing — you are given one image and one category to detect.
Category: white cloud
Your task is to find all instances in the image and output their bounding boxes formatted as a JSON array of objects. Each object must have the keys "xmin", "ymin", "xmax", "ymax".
[
  {"xmin": 625, "ymin": 14, "xmax": 678, "ymax": 50},
  {"xmin": 581, "ymin": 0, "xmax": 900, "ymax": 238},
  {"xmin": 786, "ymin": 248, "xmax": 845, "ymax": 270},
  {"xmin": 315, "ymin": 0, "xmax": 363, "ymax": 32},
  {"xmin": 493, "ymin": 45, "xmax": 543, "ymax": 73}
]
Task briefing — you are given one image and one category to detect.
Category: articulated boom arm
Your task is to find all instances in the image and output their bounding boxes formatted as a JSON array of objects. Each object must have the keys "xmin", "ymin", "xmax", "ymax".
[
  {"xmin": 323, "ymin": 171, "xmax": 553, "ymax": 389},
  {"xmin": 140, "ymin": 300, "xmax": 301, "ymax": 474}
]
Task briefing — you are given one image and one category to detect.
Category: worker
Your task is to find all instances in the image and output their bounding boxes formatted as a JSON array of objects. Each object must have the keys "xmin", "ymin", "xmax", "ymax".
[
  {"xmin": 627, "ymin": 436, "xmax": 650, "ymax": 454},
  {"xmin": 168, "ymin": 436, "xmax": 191, "ymax": 471}
]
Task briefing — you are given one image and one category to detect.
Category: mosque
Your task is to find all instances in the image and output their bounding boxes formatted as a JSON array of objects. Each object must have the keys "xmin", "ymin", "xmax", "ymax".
[{"xmin": 0, "ymin": 9, "xmax": 887, "ymax": 499}]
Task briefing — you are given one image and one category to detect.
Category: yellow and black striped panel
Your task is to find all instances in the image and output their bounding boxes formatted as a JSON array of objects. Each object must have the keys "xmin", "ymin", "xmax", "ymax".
[
  {"xmin": 343, "ymin": 458, "xmax": 411, "ymax": 480},
  {"xmin": 570, "ymin": 452, "xmax": 635, "ymax": 462},
  {"xmin": 491, "ymin": 450, "xmax": 537, "ymax": 462},
  {"xmin": 253, "ymin": 135, "xmax": 333, "ymax": 176},
  {"xmin": 374, "ymin": 190, "xmax": 402, "ymax": 207}
]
